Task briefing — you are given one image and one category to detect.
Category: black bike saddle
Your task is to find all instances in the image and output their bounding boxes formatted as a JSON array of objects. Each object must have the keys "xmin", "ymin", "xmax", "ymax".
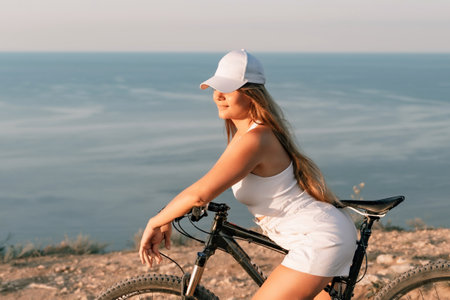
[{"xmin": 340, "ymin": 195, "xmax": 405, "ymax": 215}]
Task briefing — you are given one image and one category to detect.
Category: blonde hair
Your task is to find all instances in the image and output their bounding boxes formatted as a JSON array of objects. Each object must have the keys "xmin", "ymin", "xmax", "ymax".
[{"xmin": 225, "ymin": 83, "xmax": 340, "ymax": 206}]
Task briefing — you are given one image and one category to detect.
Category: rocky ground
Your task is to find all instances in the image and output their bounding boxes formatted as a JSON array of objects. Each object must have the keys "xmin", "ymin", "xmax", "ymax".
[{"xmin": 0, "ymin": 228, "xmax": 449, "ymax": 300}]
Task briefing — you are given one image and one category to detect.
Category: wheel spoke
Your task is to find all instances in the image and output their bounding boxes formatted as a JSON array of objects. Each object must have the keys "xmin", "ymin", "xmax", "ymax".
[
  {"xmin": 418, "ymin": 288, "xmax": 424, "ymax": 300},
  {"xmin": 395, "ymin": 281, "xmax": 450, "ymax": 300},
  {"xmin": 434, "ymin": 283, "xmax": 441, "ymax": 300}
]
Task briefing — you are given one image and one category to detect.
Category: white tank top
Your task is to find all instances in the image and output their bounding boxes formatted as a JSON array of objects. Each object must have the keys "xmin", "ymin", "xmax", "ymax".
[{"xmin": 231, "ymin": 123, "xmax": 316, "ymax": 217}]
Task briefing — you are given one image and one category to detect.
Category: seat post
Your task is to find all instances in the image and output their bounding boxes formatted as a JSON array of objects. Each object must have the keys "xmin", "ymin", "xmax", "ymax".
[
  {"xmin": 342, "ymin": 216, "xmax": 378, "ymax": 299},
  {"xmin": 361, "ymin": 216, "xmax": 377, "ymax": 244}
]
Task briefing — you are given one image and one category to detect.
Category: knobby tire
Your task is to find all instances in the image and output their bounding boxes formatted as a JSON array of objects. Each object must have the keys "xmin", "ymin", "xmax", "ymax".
[
  {"xmin": 96, "ymin": 273, "xmax": 219, "ymax": 300},
  {"xmin": 374, "ymin": 260, "xmax": 450, "ymax": 300}
]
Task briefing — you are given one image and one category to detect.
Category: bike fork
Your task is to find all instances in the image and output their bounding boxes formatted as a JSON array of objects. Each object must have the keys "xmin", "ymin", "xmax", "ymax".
[{"xmin": 183, "ymin": 252, "xmax": 208, "ymax": 298}]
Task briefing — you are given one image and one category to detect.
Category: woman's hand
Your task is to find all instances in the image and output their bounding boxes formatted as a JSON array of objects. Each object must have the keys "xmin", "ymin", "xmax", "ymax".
[{"xmin": 139, "ymin": 221, "xmax": 172, "ymax": 268}]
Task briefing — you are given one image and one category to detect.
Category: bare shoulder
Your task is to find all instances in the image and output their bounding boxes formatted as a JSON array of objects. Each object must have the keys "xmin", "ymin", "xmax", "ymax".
[
  {"xmin": 225, "ymin": 124, "xmax": 278, "ymax": 158},
  {"xmin": 244, "ymin": 124, "xmax": 291, "ymax": 175},
  {"xmin": 245, "ymin": 124, "xmax": 277, "ymax": 146}
]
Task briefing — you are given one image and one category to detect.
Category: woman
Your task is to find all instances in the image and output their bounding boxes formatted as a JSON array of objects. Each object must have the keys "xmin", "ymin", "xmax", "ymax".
[{"xmin": 139, "ymin": 49, "xmax": 357, "ymax": 300}]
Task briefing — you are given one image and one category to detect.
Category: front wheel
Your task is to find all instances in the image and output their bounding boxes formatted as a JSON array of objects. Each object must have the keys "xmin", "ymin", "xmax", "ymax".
[
  {"xmin": 374, "ymin": 260, "xmax": 450, "ymax": 300},
  {"xmin": 96, "ymin": 273, "xmax": 219, "ymax": 300}
]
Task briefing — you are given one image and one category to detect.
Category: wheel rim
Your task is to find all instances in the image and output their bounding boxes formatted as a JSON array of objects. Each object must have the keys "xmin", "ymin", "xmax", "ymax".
[
  {"xmin": 391, "ymin": 278, "xmax": 450, "ymax": 300},
  {"xmin": 114, "ymin": 288, "xmax": 181, "ymax": 299}
]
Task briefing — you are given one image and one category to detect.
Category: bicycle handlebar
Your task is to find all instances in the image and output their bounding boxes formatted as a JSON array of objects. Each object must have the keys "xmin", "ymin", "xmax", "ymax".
[{"xmin": 174, "ymin": 202, "xmax": 230, "ymax": 222}]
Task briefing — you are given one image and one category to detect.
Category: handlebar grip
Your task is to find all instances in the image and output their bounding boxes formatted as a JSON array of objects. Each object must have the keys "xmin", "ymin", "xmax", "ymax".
[{"xmin": 206, "ymin": 202, "xmax": 230, "ymax": 212}]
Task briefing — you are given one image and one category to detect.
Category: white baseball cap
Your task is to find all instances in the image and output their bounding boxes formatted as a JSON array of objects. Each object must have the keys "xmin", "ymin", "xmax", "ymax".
[{"xmin": 200, "ymin": 49, "xmax": 265, "ymax": 93}]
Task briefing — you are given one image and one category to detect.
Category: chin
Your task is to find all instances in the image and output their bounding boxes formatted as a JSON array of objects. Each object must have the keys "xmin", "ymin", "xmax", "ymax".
[{"xmin": 218, "ymin": 112, "xmax": 228, "ymax": 119}]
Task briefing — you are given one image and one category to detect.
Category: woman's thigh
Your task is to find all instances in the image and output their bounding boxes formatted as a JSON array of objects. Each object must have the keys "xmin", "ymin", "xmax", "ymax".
[{"xmin": 252, "ymin": 265, "xmax": 332, "ymax": 300}]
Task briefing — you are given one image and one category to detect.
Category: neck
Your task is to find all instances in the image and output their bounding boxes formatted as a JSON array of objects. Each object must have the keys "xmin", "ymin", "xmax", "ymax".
[{"xmin": 232, "ymin": 118, "xmax": 253, "ymax": 133}]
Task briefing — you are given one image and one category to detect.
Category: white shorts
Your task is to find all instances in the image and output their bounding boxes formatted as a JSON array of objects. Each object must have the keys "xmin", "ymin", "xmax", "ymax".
[{"xmin": 255, "ymin": 198, "xmax": 357, "ymax": 277}]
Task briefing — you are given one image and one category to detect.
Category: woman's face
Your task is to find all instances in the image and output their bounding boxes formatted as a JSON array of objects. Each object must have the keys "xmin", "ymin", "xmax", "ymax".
[{"xmin": 213, "ymin": 90, "xmax": 252, "ymax": 120}]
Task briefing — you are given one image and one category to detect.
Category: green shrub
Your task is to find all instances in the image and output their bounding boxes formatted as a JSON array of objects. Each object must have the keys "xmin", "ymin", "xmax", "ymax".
[
  {"xmin": 0, "ymin": 234, "xmax": 108, "ymax": 263},
  {"xmin": 378, "ymin": 219, "xmax": 405, "ymax": 232},
  {"xmin": 406, "ymin": 217, "xmax": 430, "ymax": 231}
]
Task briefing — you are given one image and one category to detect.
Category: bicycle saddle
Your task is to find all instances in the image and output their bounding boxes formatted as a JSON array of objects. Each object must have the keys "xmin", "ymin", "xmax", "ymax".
[{"xmin": 339, "ymin": 195, "xmax": 405, "ymax": 215}]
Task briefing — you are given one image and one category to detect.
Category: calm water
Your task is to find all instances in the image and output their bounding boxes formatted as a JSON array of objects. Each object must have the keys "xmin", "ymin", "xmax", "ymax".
[{"xmin": 1, "ymin": 53, "xmax": 449, "ymax": 250}]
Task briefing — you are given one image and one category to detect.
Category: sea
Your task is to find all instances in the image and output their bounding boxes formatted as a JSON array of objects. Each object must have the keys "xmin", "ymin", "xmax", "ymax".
[{"xmin": 1, "ymin": 52, "xmax": 449, "ymax": 251}]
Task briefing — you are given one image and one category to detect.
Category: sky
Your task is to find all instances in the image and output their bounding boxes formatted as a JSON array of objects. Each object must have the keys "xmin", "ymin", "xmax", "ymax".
[{"xmin": 1, "ymin": 0, "xmax": 450, "ymax": 52}]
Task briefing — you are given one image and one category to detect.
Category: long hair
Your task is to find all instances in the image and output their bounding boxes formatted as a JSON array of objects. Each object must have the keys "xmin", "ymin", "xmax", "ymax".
[{"xmin": 225, "ymin": 83, "xmax": 340, "ymax": 206}]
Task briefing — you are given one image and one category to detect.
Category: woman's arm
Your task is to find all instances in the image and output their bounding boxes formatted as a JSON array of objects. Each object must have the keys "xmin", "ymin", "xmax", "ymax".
[
  {"xmin": 139, "ymin": 129, "xmax": 267, "ymax": 266},
  {"xmin": 150, "ymin": 130, "xmax": 266, "ymax": 228}
]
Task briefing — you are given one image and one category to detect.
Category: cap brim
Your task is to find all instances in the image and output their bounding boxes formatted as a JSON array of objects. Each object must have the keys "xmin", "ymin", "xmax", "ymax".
[{"xmin": 200, "ymin": 76, "xmax": 248, "ymax": 93}]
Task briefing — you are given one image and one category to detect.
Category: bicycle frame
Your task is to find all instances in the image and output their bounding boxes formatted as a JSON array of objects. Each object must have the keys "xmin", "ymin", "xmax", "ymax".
[
  {"xmin": 183, "ymin": 205, "xmax": 379, "ymax": 300},
  {"xmin": 184, "ymin": 209, "xmax": 288, "ymax": 296}
]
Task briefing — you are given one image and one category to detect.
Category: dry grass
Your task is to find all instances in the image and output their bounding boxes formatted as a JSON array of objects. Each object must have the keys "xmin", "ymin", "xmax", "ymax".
[{"xmin": 0, "ymin": 234, "xmax": 107, "ymax": 263}]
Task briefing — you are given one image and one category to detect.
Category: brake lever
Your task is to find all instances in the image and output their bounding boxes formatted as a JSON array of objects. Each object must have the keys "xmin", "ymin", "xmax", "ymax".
[{"xmin": 189, "ymin": 206, "xmax": 208, "ymax": 222}]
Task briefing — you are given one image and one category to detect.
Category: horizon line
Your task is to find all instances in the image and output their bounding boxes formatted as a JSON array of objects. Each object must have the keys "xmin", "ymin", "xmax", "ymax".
[{"xmin": 1, "ymin": 50, "xmax": 450, "ymax": 55}]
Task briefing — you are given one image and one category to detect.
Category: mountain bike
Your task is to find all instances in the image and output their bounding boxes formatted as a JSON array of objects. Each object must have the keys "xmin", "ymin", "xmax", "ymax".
[{"xmin": 96, "ymin": 196, "xmax": 450, "ymax": 299}]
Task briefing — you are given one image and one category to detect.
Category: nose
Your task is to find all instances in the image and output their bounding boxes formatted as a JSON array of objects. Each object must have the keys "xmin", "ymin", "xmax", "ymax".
[{"xmin": 214, "ymin": 91, "xmax": 225, "ymax": 101}]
